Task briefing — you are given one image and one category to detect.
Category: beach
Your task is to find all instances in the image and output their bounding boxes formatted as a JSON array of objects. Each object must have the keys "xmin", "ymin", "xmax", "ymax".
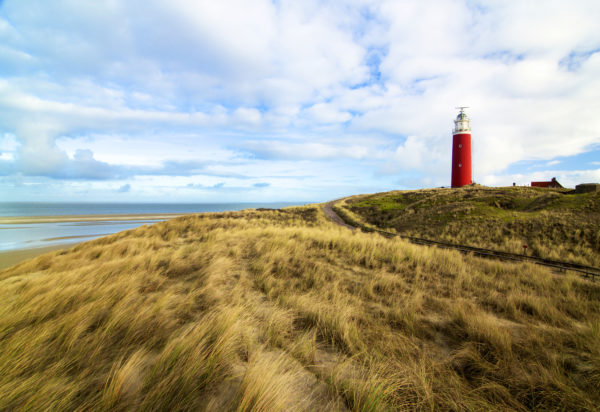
[
  {"xmin": 0, "ymin": 213, "xmax": 186, "ymax": 270},
  {"xmin": 0, "ymin": 202, "xmax": 303, "ymax": 270},
  {"xmin": 0, "ymin": 213, "xmax": 185, "ymax": 225}
]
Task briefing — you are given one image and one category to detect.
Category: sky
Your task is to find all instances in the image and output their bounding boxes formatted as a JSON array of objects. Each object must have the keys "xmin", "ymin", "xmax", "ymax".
[{"xmin": 0, "ymin": 0, "xmax": 599, "ymax": 203}]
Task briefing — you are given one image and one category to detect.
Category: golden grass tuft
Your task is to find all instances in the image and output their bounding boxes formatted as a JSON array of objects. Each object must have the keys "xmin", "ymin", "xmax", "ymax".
[
  {"xmin": 0, "ymin": 206, "xmax": 598, "ymax": 410},
  {"xmin": 236, "ymin": 350, "xmax": 310, "ymax": 412}
]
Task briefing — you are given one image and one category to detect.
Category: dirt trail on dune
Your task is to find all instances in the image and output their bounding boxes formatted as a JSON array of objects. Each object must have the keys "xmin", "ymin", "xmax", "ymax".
[{"xmin": 321, "ymin": 201, "xmax": 355, "ymax": 230}]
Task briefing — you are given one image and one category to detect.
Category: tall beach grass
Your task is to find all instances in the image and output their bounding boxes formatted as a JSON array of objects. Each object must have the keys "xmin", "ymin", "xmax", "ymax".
[{"xmin": 0, "ymin": 206, "xmax": 598, "ymax": 410}]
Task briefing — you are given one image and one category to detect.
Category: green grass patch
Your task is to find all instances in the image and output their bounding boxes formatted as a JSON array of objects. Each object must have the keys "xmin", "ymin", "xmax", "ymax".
[{"xmin": 344, "ymin": 186, "xmax": 600, "ymax": 266}]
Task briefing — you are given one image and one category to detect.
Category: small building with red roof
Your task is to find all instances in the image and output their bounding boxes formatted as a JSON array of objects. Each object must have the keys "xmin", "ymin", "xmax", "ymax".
[{"xmin": 531, "ymin": 177, "xmax": 563, "ymax": 188}]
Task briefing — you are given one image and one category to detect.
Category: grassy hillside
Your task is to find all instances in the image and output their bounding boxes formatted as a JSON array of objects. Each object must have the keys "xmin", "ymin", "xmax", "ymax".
[
  {"xmin": 1, "ymin": 206, "xmax": 599, "ymax": 410},
  {"xmin": 340, "ymin": 186, "xmax": 600, "ymax": 267}
]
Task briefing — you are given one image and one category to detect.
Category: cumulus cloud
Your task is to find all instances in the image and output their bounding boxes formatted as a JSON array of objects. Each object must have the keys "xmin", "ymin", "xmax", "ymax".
[
  {"xmin": 12, "ymin": 141, "xmax": 120, "ymax": 180},
  {"xmin": 480, "ymin": 168, "xmax": 600, "ymax": 188},
  {"xmin": 393, "ymin": 136, "xmax": 429, "ymax": 171},
  {"xmin": 0, "ymin": 0, "xmax": 599, "ymax": 200},
  {"xmin": 303, "ymin": 103, "xmax": 353, "ymax": 124}
]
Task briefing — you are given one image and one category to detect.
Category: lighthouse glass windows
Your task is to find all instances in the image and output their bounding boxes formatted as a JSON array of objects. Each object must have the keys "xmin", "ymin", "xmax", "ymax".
[{"xmin": 455, "ymin": 120, "xmax": 469, "ymax": 132}]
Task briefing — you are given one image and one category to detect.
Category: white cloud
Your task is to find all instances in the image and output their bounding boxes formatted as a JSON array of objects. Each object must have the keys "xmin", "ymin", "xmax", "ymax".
[
  {"xmin": 0, "ymin": 0, "xmax": 599, "ymax": 200},
  {"xmin": 470, "ymin": 0, "xmax": 600, "ymax": 56},
  {"xmin": 393, "ymin": 136, "xmax": 429, "ymax": 171},
  {"xmin": 233, "ymin": 108, "xmax": 262, "ymax": 126},
  {"xmin": 303, "ymin": 103, "xmax": 352, "ymax": 124},
  {"xmin": 480, "ymin": 168, "xmax": 600, "ymax": 188},
  {"xmin": 0, "ymin": 133, "xmax": 19, "ymax": 152}
]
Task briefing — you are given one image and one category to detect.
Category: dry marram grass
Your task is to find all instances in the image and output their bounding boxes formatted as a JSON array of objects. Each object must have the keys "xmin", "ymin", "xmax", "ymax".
[
  {"xmin": 0, "ymin": 206, "xmax": 599, "ymax": 410},
  {"xmin": 343, "ymin": 186, "xmax": 600, "ymax": 267}
]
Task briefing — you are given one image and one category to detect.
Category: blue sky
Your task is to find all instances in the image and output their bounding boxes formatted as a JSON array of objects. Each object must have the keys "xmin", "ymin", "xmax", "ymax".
[{"xmin": 0, "ymin": 0, "xmax": 599, "ymax": 202}]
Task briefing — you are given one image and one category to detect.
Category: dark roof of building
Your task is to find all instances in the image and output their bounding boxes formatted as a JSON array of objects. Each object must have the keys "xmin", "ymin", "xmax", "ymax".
[{"xmin": 531, "ymin": 177, "xmax": 563, "ymax": 188}]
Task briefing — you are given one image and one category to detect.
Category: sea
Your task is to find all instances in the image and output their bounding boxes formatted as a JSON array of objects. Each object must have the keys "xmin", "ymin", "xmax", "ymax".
[{"xmin": 0, "ymin": 202, "xmax": 303, "ymax": 253}]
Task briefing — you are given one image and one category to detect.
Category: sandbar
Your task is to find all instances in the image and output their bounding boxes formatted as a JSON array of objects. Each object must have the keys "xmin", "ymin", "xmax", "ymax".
[
  {"xmin": 0, "ymin": 213, "xmax": 188, "ymax": 270},
  {"xmin": 0, "ymin": 213, "xmax": 185, "ymax": 225}
]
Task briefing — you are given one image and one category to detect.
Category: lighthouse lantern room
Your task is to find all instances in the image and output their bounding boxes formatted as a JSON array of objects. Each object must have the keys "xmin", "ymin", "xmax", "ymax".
[{"xmin": 451, "ymin": 107, "xmax": 472, "ymax": 188}]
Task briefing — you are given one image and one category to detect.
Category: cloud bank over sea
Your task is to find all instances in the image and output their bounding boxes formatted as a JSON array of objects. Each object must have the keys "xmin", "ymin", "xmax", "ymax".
[{"xmin": 0, "ymin": 0, "xmax": 599, "ymax": 201}]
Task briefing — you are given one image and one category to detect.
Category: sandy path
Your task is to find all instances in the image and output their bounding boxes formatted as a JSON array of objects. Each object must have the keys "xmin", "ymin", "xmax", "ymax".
[{"xmin": 321, "ymin": 201, "xmax": 356, "ymax": 230}]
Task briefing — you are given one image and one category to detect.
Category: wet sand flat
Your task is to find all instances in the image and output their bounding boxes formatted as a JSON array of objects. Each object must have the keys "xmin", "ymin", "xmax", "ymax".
[
  {"xmin": 0, "ymin": 213, "xmax": 186, "ymax": 225},
  {"xmin": 0, "ymin": 213, "xmax": 188, "ymax": 270}
]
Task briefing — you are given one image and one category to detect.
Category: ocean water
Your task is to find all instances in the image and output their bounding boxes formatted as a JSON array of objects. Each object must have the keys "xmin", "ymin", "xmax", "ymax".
[
  {"xmin": 0, "ymin": 202, "xmax": 303, "ymax": 252},
  {"xmin": 0, "ymin": 202, "xmax": 301, "ymax": 217},
  {"xmin": 0, "ymin": 220, "xmax": 162, "ymax": 252}
]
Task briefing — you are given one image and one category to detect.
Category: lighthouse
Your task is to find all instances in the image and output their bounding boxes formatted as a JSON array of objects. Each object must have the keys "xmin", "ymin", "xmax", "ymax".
[{"xmin": 451, "ymin": 107, "xmax": 472, "ymax": 188}]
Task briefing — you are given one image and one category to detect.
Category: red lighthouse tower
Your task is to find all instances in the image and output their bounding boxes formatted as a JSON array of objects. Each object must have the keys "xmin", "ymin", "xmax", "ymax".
[{"xmin": 451, "ymin": 107, "xmax": 472, "ymax": 188}]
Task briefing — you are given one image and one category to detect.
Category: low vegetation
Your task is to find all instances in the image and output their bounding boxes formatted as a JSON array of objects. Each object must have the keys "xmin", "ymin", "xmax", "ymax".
[
  {"xmin": 342, "ymin": 186, "xmax": 600, "ymax": 267},
  {"xmin": 1, "ymin": 205, "xmax": 599, "ymax": 410}
]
